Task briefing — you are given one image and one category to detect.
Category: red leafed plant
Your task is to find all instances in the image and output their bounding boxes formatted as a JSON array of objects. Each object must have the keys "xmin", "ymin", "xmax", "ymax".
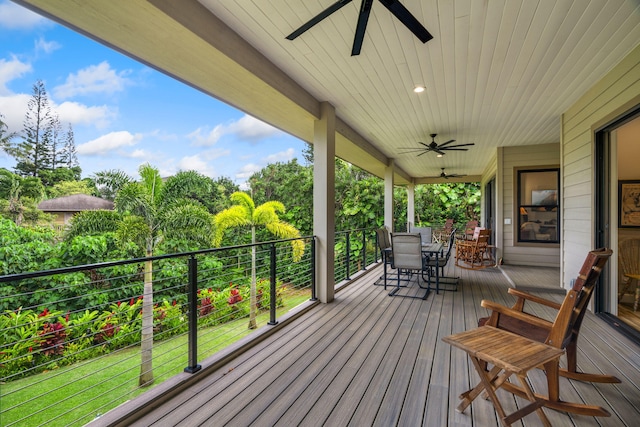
[
  {"xmin": 228, "ymin": 288, "xmax": 242, "ymax": 305},
  {"xmin": 39, "ymin": 322, "xmax": 67, "ymax": 356},
  {"xmin": 199, "ymin": 296, "xmax": 213, "ymax": 317}
]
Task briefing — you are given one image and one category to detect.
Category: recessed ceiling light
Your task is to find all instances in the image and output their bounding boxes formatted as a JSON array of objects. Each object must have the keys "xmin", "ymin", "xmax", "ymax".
[
  {"xmin": 413, "ymin": 85, "xmax": 425, "ymax": 93},
  {"xmin": 437, "ymin": 153, "xmax": 443, "ymax": 158}
]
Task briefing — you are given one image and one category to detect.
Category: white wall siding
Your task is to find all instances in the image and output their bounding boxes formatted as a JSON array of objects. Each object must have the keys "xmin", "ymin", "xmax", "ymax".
[{"xmin": 561, "ymin": 44, "xmax": 640, "ymax": 289}]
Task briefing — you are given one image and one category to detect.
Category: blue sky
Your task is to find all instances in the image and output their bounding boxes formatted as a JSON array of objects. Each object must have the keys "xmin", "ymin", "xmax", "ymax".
[{"xmin": 0, "ymin": 1, "xmax": 306, "ymax": 187}]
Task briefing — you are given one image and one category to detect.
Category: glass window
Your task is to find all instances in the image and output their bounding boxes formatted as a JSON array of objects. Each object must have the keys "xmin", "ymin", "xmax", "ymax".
[{"xmin": 517, "ymin": 168, "xmax": 560, "ymax": 243}]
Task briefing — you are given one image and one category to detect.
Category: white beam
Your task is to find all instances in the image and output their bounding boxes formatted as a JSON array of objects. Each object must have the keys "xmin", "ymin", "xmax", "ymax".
[
  {"xmin": 385, "ymin": 160, "xmax": 395, "ymax": 231},
  {"xmin": 407, "ymin": 183, "xmax": 415, "ymax": 231},
  {"xmin": 313, "ymin": 102, "xmax": 336, "ymax": 303}
]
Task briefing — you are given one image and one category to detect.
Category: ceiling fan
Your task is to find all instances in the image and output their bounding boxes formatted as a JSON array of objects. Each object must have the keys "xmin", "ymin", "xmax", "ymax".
[
  {"xmin": 286, "ymin": 0, "xmax": 433, "ymax": 56},
  {"xmin": 399, "ymin": 134, "xmax": 475, "ymax": 157},
  {"xmin": 431, "ymin": 168, "xmax": 467, "ymax": 179}
]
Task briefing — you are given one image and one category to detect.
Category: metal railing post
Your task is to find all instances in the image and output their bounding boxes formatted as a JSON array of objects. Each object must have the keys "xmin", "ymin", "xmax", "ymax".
[
  {"xmin": 345, "ymin": 231, "xmax": 351, "ymax": 280},
  {"xmin": 310, "ymin": 237, "xmax": 317, "ymax": 301},
  {"xmin": 268, "ymin": 243, "xmax": 278, "ymax": 325},
  {"xmin": 362, "ymin": 229, "xmax": 367, "ymax": 270},
  {"xmin": 184, "ymin": 255, "xmax": 201, "ymax": 374}
]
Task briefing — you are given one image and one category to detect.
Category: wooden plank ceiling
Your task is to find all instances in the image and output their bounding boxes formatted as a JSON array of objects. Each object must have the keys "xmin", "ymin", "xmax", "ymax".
[
  {"xmin": 200, "ymin": 0, "xmax": 640, "ymax": 181},
  {"xmin": 15, "ymin": 0, "xmax": 640, "ymax": 183}
]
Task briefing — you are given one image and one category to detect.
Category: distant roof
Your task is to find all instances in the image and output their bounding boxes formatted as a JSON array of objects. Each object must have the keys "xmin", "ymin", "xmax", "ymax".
[{"xmin": 38, "ymin": 194, "xmax": 114, "ymax": 212}]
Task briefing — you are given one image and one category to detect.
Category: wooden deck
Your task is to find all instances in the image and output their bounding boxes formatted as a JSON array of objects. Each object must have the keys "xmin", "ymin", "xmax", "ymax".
[{"xmin": 99, "ymin": 263, "xmax": 640, "ymax": 427}]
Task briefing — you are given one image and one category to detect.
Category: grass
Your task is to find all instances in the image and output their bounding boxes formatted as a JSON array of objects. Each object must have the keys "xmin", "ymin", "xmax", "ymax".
[{"xmin": 0, "ymin": 291, "xmax": 311, "ymax": 427}]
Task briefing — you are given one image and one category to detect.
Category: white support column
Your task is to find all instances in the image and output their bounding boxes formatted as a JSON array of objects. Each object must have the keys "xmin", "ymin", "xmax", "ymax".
[
  {"xmin": 313, "ymin": 102, "xmax": 336, "ymax": 303},
  {"xmin": 407, "ymin": 182, "xmax": 415, "ymax": 231},
  {"xmin": 384, "ymin": 159, "xmax": 395, "ymax": 231}
]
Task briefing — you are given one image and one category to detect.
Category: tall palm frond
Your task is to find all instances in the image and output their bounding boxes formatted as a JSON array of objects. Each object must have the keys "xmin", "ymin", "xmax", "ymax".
[
  {"xmin": 161, "ymin": 201, "xmax": 213, "ymax": 247},
  {"xmin": 213, "ymin": 205, "xmax": 251, "ymax": 246},
  {"xmin": 65, "ymin": 210, "xmax": 121, "ymax": 240},
  {"xmin": 253, "ymin": 201, "xmax": 285, "ymax": 225}
]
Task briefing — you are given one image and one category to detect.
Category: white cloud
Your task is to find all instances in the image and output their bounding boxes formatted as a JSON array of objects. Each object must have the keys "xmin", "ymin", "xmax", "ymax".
[
  {"xmin": 34, "ymin": 37, "xmax": 61, "ymax": 55},
  {"xmin": 235, "ymin": 163, "xmax": 262, "ymax": 180},
  {"xmin": 230, "ymin": 115, "xmax": 282, "ymax": 143},
  {"xmin": 53, "ymin": 61, "xmax": 132, "ymax": 99},
  {"xmin": 55, "ymin": 101, "xmax": 116, "ymax": 129},
  {"xmin": 0, "ymin": 92, "xmax": 30, "ymax": 131},
  {"xmin": 263, "ymin": 148, "xmax": 295, "ymax": 164},
  {"xmin": 188, "ymin": 114, "xmax": 282, "ymax": 147},
  {"xmin": 0, "ymin": 1, "xmax": 49, "ymax": 30},
  {"xmin": 200, "ymin": 147, "xmax": 231, "ymax": 161},
  {"xmin": 177, "ymin": 155, "xmax": 213, "ymax": 176},
  {"xmin": 129, "ymin": 149, "xmax": 147, "ymax": 158},
  {"xmin": 77, "ymin": 131, "xmax": 141, "ymax": 156},
  {"xmin": 0, "ymin": 56, "xmax": 32, "ymax": 95},
  {"xmin": 188, "ymin": 125, "xmax": 224, "ymax": 147},
  {"xmin": 0, "ymin": 93, "xmax": 116, "ymax": 133}
]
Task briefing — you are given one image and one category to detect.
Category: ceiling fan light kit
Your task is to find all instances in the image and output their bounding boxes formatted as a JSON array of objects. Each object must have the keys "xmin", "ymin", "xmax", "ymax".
[{"xmin": 286, "ymin": 0, "xmax": 433, "ymax": 56}]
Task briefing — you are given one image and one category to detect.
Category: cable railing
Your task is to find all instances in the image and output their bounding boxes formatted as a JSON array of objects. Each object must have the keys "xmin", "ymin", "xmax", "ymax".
[
  {"xmin": 334, "ymin": 228, "xmax": 379, "ymax": 283},
  {"xmin": 0, "ymin": 228, "xmax": 380, "ymax": 426}
]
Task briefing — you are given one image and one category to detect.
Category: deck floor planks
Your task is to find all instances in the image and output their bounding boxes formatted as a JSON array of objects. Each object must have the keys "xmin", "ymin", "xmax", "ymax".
[
  {"xmin": 317, "ymin": 295, "xmax": 426, "ymax": 426},
  {"xmin": 269, "ymin": 276, "xmax": 412, "ymax": 426},
  {"xmin": 344, "ymin": 283, "xmax": 427, "ymax": 425},
  {"xmin": 373, "ymin": 284, "xmax": 436, "ymax": 426},
  {"xmin": 108, "ymin": 262, "xmax": 640, "ymax": 427},
  {"xmin": 205, "ymin": 277, "xmax": 390, "ymax": 426},
  {"xmin": 443, "ymin": 272, "xmax": 474, "ymax": 427},
  {"xmin": 397, "ymin": 286, "xmax": 447, "ymax": 425}
]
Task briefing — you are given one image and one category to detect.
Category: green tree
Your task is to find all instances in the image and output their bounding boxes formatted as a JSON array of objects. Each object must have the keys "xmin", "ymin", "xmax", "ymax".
[
  {"xmin": 91, "ymin": 169, "xmax": 133, "ymax": 201},
  {"xmin": 0, "ymin": 169, "xmax": 47, "ymax": 226},
  {"xmin": 249, "ymin": 159, "xmax": 313, "ymax": 234},
  {"xmin": 213, "ymin": 192, "xmax": 303, "ymax": 329},
  {"xmin": 162, "ymin": 170, "xmax": 216, "ymax": 212},
  {"xmin": 47, "ymin": 180, "xmax": 93, "ymax": 198},
  {"xmin": 0, "ymin": 113, "xmax": 16, "ymax": 153},
  {"xmin": 9, "ymin": 80, "xmax": 54, "ymax": 177},
  {"xmin": 59, "ymin": 123, "xmax": 78, "ymax": 168},
  {"xmin": 67, "ymin": 163, "xmax": 214, "ymax": 386},
  {"xmin": 117, "ymin": 164, "xmax": 214, "ymax": 386}
]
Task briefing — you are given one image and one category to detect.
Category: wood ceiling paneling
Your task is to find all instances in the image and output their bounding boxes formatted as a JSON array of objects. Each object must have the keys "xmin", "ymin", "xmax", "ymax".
[{"xmin": 199, "ymin": 0, "xmax": 640, "ymax": 179}]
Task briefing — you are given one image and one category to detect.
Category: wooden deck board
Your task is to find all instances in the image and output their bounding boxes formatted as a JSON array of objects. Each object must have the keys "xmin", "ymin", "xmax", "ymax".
[{"xmin": 109, "ymin": 262, "xmax": 640, "ymax": 427}]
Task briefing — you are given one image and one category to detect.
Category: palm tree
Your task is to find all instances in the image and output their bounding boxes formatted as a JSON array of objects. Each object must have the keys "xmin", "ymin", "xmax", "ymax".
[
  {"xmin": 91, "ymin": 169, "xmax": 133, "ymax": 201},
  {"xmin": 67, "ymin": 164, "xmax": 214, "ymax": 386},
  {"xmin": 213, "ymin": 192, "xmax": 304, "ymax": 329}
]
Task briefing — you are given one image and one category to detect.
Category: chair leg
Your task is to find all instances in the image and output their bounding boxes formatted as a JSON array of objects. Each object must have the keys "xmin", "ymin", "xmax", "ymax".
[{"xmin": 559, "ymin": 340, "xmax": 621, "ymax": 383}]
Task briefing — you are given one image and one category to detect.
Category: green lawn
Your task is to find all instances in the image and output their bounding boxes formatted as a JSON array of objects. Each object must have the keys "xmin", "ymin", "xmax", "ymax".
[{"xmin": 0, "ymin": 292, "xmax": 310, "ymax": 427}]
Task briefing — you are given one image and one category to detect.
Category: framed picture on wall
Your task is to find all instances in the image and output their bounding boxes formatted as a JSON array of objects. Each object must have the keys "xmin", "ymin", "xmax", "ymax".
[{"xmin": 619, "ymin": 180, "xmax": 640, "ymax": 227}]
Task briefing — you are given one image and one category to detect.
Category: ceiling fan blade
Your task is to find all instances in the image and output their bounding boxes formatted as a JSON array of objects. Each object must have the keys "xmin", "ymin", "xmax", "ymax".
[
  {"xmin": 399, "ymin": 148, "xmax": 430, "ymax": 153},
  {"xmin": 437, "ymin": 139, "xmax": 456, "ymax": 148},
  {"xmin": 440, "ymin": 148, "xmax": 470, "ymax": 151},
  {"xmin": 440, "ymin": 142, "xmax": 476, "ymax": 149},
  {"xmin": 379, "ymin": 0, "xmax": 433, "ymax": 43},
  {"xmin": 416, "ymin": 149, "xmax": 435, "ymax": 157},
  {"xmin": 286, "ymin": 0, "xmax": 354, "ymax": 40},
  {"xmin": 352, "ymin": 0, "xmax": 374, "ymax": 55}
]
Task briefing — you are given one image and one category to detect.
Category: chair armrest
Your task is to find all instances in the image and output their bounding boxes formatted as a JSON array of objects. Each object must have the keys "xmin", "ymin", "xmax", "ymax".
[
  {"xmin": 507, "ymin": 288, "xmax": 562, "ymax": 310},
  {"xmin": 481, "ymin": 300, "xmax": 553, "ymax": 331}
]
